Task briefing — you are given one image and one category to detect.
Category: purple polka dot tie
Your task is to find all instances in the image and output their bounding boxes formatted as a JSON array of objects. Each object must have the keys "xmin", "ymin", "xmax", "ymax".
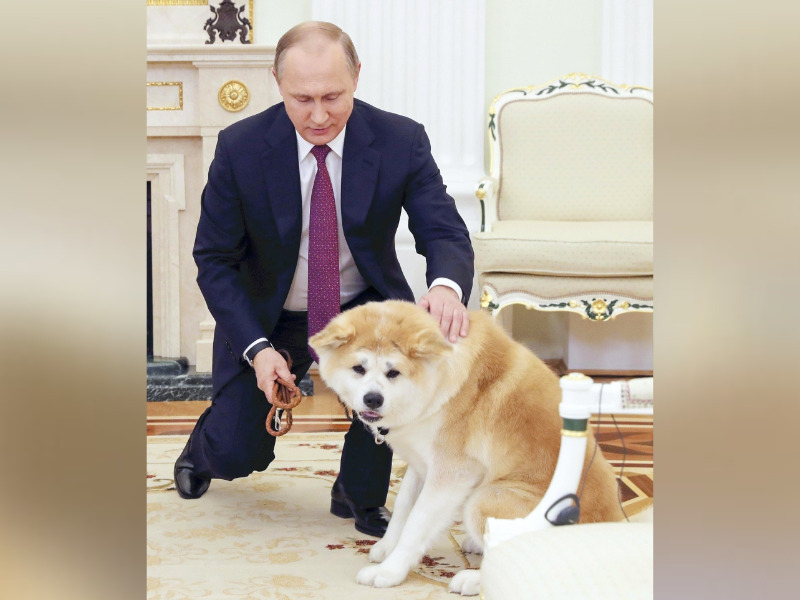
[{"xmin": 307, "ymin": 145, "xmax": 340, "ymax": 362}]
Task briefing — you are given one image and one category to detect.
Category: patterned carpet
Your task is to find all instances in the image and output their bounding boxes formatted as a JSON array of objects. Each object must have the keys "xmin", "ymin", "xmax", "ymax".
[{"xmin": 147, "ymin": 417, "xmax": 652, "ymax": 599}]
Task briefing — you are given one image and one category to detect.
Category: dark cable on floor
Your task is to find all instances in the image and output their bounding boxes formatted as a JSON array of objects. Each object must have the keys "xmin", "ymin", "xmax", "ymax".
[
  {"xmin": 576, "ymin": 383, "xmax": 603, "ymax": 500},
  {"xmin": 611, "ymin": 413, "xmax": 630, "ymax": 522}
]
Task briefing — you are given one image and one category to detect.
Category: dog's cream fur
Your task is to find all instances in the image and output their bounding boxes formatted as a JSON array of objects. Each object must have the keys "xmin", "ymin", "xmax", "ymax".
[{"xmin": 310, "ymin": 301, "xmax": 624, "ymax": 594}]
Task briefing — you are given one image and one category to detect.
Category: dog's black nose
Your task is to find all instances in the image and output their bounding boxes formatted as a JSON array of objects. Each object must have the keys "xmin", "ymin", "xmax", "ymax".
[{"xmin": 363, "ymin": 392, "xmax": 384, "ymax": 409}]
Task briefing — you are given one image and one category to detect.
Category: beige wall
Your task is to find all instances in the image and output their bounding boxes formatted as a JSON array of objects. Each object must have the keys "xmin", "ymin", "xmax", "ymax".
[
  {"xmin": 484, "ymin": 0, "xmax": 603, "ymax": 171},
  {"xmin": 253, "ymin": 0, "xmax": 311, "ymax": 45}
]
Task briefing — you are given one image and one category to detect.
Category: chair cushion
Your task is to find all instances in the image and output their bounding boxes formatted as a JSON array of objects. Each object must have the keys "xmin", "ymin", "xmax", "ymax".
[
  {"xmin": 479, "ymin": 272, "xmax": 653, "ymax": 302},
  {"xmin": 481, "ymin": 522, "xmax": 653, "ymax": 600},
  {"xmin": 473, "ymin": 220, "xmax": 652, "ymax": 277}
]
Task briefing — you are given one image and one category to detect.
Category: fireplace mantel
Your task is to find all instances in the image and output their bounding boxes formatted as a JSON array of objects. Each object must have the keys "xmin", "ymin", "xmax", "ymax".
[
  {"xmin": 147, "ymin": 44, "xmax": 278, "ymax": 135},
  {"xmin": 147, "ymin": 44, "xmax": 275, "ymax": 63}
]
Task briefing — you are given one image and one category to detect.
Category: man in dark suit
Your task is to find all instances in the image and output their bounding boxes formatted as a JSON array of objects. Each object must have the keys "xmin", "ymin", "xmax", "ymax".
[{"xmin": 174, "ymin": 21, "xmax": 474, "ymax": 538}]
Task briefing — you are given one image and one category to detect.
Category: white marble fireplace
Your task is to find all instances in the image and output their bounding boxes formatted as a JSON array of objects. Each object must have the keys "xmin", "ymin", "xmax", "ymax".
[{"xmin": 147, "ymin": 44, "xmax": 279, "ymax": 371}]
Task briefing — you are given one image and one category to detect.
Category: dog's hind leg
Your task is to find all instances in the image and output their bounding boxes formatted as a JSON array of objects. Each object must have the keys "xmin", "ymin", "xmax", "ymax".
[
  {"xmin": 449, "ymin": 480, "xmax": 543, "ymax": 598},
  {"xmin": 449, "ymin": 569, "xmax": 482, "ymax": 596},
  {"xmin": 460, "ymin": 480, "xmax": 545, "ymax": 555}
]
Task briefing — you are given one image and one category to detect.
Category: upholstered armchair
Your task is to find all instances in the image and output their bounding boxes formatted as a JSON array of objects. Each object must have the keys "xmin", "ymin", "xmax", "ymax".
[{"xmin": 473, "ymin": 73, "xmax": 653, "ymax": 322}]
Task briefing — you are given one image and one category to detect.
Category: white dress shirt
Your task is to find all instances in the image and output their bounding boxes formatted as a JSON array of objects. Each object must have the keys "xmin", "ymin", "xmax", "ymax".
[
  {"xmin": 284, "ymin": 127, "xmax": 366, "ymax": 311},
  {"xmin": 243, "ymin": 126, "xmax": 463, "ymax": 362}
]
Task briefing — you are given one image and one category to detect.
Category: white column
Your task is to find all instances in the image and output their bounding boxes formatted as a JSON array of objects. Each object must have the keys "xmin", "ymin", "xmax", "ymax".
[
  {"xmin": 312, "ymin": 0, "xmax": 486, "ymax": 305},
  {"xmin": 601, "ymin": 0, "xmax": 653, "ymax": 88},
  {"xmin": 195, "ymin": 314, "xmax": 216, "ymax": 373},
  {"xmin": 147, "ymin": 154, "xmax": 185, "ymax": 360}
]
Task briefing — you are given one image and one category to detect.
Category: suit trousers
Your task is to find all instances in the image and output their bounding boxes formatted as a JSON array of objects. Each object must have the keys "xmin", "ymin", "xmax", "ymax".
[{"xmin": 185, "ymin": 287, "xmax": 393, "ymax": 508}]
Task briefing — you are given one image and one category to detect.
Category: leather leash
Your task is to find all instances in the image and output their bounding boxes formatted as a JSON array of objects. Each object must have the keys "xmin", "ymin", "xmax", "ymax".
[{"xmin": 266, "ymin": 350, "xmax": 303, "ymax": 437}]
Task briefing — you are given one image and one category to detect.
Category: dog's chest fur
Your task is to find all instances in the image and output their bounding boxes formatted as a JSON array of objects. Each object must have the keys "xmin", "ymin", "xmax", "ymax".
[{"xmin": 380, "ymin": 412, "xmax": 444, "ymax": 478}]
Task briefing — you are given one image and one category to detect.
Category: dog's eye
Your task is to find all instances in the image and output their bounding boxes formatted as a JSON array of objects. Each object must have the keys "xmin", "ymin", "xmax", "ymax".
[
  {"xmin": 352, "ymin": 365, "xmax": 366, "ymax": 375},
  {"xmin": 386, "ymin": 369, "xmax": 400, "ymax": 379}
]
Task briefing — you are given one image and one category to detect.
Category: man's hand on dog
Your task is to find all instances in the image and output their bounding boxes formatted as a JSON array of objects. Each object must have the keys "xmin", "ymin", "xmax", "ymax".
[
  {"xmin": 253, "ymin": 347, "xmax": 295, "ymax": 403},
  {"xmin": 418, "ymin": 285, "xmax": 469, "ymax": 343}
]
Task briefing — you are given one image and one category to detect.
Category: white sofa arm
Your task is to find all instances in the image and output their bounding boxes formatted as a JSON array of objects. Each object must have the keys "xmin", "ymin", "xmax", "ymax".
[{"xmin": 475, "ymin": 176, "xmax": 499, "ymax": 233}]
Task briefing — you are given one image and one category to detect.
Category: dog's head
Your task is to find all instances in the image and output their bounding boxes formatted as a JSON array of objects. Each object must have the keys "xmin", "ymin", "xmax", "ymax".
[{"xmin": 309, "ymin": 300, "xmax": 454, "ymax": 430}]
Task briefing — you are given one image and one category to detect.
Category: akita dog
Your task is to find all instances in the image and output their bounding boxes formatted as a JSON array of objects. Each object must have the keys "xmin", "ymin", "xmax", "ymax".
[{"xmin": 310, "ymin": 300, "xmax": 623, "ymax": 595}]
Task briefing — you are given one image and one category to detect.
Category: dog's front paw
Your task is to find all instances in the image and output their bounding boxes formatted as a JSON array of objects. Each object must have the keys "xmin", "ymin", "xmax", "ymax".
[
  {"xmin": 368, "ymin": 537, "xmax": 394, "ymax": 563},
  {"xmin": 460, "ymin": 536, "xmax": 484, "ymax": 555},
  {"xmin": 356, "ymin": 563, "xmax": 408, "ymax": 588},
  {"xmin": 449, "ymin": 569, "xmax": 481, "ymax": 596}
]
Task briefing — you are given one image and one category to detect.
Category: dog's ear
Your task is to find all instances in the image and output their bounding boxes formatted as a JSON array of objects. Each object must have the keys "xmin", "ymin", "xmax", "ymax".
[
  {"xmin": 309, "ymin": 319, "xmax": 356, "ymax": 352},
  {"xmin": 403, "ymin": 328, "xmax": 453, "ymax": 360}
]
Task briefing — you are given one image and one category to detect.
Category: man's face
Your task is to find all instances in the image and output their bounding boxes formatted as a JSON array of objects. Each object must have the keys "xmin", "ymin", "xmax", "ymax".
[{"xmin": 275, "ymin": 38, "xmax": 359, "ymax": 146}]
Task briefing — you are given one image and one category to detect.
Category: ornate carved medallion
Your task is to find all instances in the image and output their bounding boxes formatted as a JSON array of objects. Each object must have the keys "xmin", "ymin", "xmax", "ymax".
[
  {"xmin": 218, "ymin": 80, "xmax": 250, "ymax": 112},
  {"xmin": 204, "ymin": 0, "xmax": 251, "ymax": 44}
]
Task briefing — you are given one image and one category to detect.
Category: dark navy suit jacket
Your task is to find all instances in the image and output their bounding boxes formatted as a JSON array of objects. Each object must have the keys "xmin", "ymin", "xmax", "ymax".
[{"xmin": 194, "ymin": 98, "xmax": 474, "ymax": 392}]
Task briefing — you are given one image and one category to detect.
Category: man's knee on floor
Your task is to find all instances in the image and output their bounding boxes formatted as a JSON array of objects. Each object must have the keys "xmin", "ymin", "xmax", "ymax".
[{"xmin": 203, "ymin": 438, "xmax": 274, "ymax": 481}]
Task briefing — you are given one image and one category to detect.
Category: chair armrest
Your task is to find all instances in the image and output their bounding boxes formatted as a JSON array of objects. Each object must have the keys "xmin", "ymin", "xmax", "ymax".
[{"xmin": 476, "ymin": 176, "xmax": 499, "ymax": 232}]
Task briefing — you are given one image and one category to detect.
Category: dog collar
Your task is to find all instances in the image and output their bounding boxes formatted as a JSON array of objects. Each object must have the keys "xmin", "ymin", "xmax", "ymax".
[{"xmin": 373, "ymin": 427, "xmax": 390, "ymax": 445}]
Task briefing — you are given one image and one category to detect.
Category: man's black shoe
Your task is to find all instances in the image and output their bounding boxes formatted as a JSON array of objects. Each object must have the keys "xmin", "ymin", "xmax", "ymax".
[
  {"xmin": 330, "ymin": 481, "xmax": 390, "ymax": 537},
  {"xmin": 173, "ymin": 443, "xmax": 211, "ymax": 499}
]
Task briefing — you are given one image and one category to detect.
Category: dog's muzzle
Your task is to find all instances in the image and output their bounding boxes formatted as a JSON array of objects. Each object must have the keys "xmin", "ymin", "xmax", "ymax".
[{"xmin": 358, "ymin": 392, "xmax": 384, "ymax": 423}]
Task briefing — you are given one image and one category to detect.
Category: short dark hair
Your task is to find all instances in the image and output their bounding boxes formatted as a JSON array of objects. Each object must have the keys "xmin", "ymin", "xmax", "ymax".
[{"xmin": 274, "ymin": 21, "xmax": 359, "ymax": 81}]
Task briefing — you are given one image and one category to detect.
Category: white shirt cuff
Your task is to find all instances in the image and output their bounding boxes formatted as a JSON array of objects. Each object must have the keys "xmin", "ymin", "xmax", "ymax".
[
  {"xmin": 242, "ymin": 337, "xmax": 269, "ymax": 362},
  {"xmin": 428, "ymin": 278, "xmax": 463, "ymax": 303}
]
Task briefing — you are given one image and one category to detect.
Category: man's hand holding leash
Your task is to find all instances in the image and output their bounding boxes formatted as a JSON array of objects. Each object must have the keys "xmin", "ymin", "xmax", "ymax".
[{"xmin": 253, "ymin": 347, "xmax": 296, "ymax": 403}]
